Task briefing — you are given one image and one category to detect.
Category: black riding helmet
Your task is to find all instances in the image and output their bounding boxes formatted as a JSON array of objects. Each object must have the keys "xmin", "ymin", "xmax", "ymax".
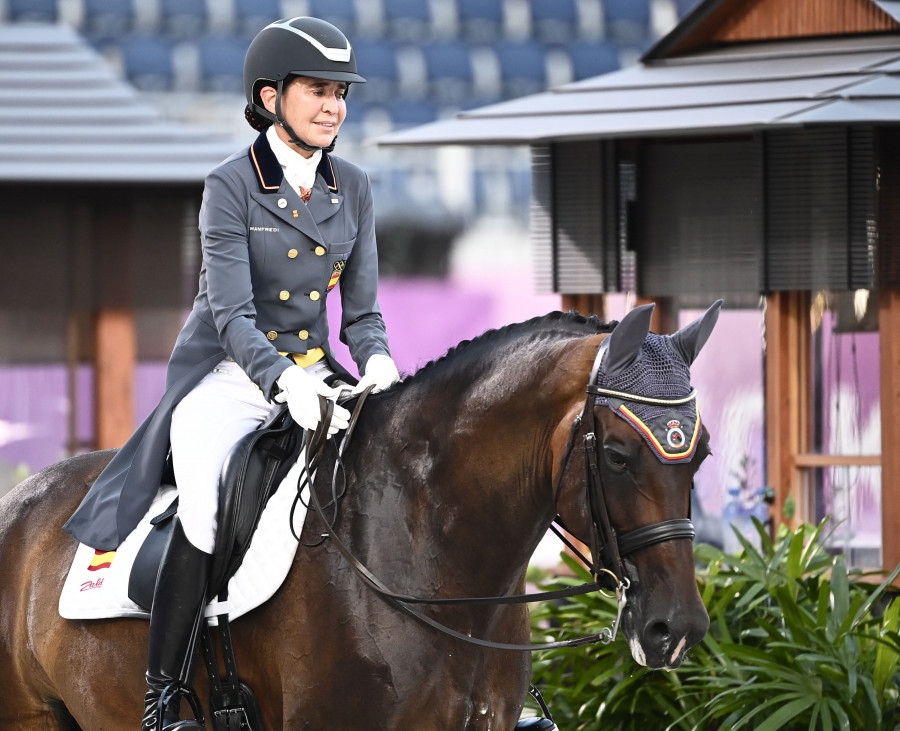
[{"xmin": 243, "ymin": 17, "xmax": 366, "ymax": 152}]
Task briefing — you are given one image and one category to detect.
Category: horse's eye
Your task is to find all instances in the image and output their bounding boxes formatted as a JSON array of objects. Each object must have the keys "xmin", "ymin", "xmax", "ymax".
[{"xmin": 604, "ymin": 447, "xmax": 629, "ymax": 470}]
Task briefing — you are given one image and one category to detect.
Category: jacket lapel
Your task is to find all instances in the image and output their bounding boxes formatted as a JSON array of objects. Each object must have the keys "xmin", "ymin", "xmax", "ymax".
[
  {"xmin": 307, "ymin": 153, "xmax": 344, "ymax": 225},
  {"xmin": 248, "ymin": 133, "xmax": 325, "ymax": 245}
]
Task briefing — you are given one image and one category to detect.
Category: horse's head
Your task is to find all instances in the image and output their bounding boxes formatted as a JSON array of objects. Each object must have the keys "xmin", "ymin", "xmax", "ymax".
[{"xmin": 553, "ymin": 301, "xmax": 722, "ymax": 669}]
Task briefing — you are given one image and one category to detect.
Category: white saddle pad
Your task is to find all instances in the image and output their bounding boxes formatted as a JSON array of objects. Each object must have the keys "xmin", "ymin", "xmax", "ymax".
[{"xmin": 59, "ymin": 459, "xmax": 309, "ymax": 623}]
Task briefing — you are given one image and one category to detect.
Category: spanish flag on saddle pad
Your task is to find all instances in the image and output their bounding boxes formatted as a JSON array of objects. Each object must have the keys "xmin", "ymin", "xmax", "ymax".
[{"xmin": 88, "ymin": 549, "xmax": 115, "ymax": 571}]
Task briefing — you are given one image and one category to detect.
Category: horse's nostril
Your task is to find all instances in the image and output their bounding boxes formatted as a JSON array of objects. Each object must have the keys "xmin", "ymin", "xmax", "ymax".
[{"xmin": 647, "ymin": 620, "xmax": 672, "ymax": 643}]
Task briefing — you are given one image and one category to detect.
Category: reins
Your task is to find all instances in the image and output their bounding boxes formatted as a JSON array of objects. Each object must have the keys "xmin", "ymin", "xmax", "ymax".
[{"xmin": 293, "ymin": 387, "xmax": 621, "ymax": 652}]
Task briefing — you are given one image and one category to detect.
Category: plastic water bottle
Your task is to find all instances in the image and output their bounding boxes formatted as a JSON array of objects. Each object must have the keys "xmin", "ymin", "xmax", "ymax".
[{"xmin": 722, "ymin": 487, "xmax": 742, "ymax": 555}]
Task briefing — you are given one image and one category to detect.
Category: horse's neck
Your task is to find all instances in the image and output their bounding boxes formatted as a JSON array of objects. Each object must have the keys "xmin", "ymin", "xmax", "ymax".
[{"xmin": 341, "ymin": 336, "xmax": 596, "ymax": 597}]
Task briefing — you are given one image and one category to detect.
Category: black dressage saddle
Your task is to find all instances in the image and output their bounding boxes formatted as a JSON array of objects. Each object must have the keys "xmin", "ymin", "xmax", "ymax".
[{"xmin": 127, "ymin": 404, "xmax": 302, "ymax": 610}]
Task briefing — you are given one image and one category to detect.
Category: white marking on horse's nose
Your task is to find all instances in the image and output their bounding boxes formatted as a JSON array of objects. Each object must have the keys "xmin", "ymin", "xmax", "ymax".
[
  {"xmin": 628, "ymin": 636, "xmax": 647, "ymax": 666},
  {"xmin": 669, "ymin": 635, "xmax": 688, "ymax": 665}
]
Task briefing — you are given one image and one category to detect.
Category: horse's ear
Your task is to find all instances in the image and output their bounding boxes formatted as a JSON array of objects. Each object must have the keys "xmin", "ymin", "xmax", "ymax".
[
  {"xmin": 671, "ymin": 299, "xmax": 724, "ymax": 365},
  {"xmin": 603, "ymin": 303, "xmax": 655, "ymax": 376}
]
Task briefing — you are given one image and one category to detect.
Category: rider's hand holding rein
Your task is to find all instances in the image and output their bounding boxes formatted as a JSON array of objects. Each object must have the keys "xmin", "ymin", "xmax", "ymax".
[
  {"xmin": 352, "ymin": 353, "xmax": 401, "ymax": 395},
  {"xmin": 275, "ymin": 365, "xmax": 350, "ymax": 436}
]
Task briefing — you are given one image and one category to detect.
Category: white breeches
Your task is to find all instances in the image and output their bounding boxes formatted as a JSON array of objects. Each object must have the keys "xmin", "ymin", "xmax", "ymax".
[{"xmin": 170, "ymin": 357, "xmax": 333, "ymax": 552}]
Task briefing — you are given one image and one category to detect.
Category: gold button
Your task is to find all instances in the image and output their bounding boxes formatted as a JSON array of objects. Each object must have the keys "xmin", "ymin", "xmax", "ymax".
[
  {"xmin": 299, "ymin": 330, "xmax": 309, "ymax": 340},
  {"xmin": 315, "ymin": 246, "xmax": 326, "ymax": 256},
  {"xmin": 266, "ymin": 331, "xmax": 278, "ymax": 340},
  {"xmin": 309, "ymin": 290, "xmax": 320, "ymax": 301},
  {"xmin": 279, "ymin": 290, "xmax": 290, "ymax": 301},
  {"xmin": 287, "ymin": 249, "xmax": 298, "ymax": 259}
]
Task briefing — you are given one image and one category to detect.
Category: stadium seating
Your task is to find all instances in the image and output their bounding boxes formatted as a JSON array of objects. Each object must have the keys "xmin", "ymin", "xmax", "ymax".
[
  {"xmin": 494, "ymin": 39, "xmax": 547, "ymax": 98},
  {"xmin": 387, "ymin": 98, "xmax": 439, "ymax": 128},
  {"xmin": 83, "ymin": 0, "xmax": 134, "ymax": 39},
  {"xmin": 352, "ymin": 39, "xmax": 401, "ymax": 101},
  {"xmin": 568, "ymin": 40, "xmax": 621, "ymax": 82},
  {"xmin": 4, "ymin": 0, "xmax": 672, "ymax": 217},
  {"xmin": 309, "ymin": 0, "xmax": 359, "ymax": 39},
  {"xmin": 674, "ymin": 0, "xmax": 703, "ymax": 17},
  {"xmin": 456, "ymin": 0, "xmax": 504, "ymax": 42},
  {"xmin": 422, "ymin": 40, "xmax": 474, "ymax": 105},
  {"xmin": 7, "ymin": 0, "xmax": 57, "ymax": 23},
  {"xmin": 603, "ymin": 0, "xmax": 653, "ymax": 43},
  {"xmin": 530, "ymin": 0, "xmax": 578, "ymax": 43},
  {"xmin": 233, "ymin": 0, "xmax": 281, "ymax": 39},
  {"xmin": 159, "ymin": 0, "xmax": 208, "ymax": 39},
  {"xmin": 119, "ymin": 34, "xmax": 175, "ymax": 92},
  {"xmin": 197, "ymin": 35, "xmax": 247, "ymax": 94},
  {"xmin": 383, "ymin": 0, "xmax": 433, "ymax": 42}
]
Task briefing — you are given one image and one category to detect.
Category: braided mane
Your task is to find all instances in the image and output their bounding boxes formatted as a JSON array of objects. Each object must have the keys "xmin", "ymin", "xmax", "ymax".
[{"xmin": 400, "ymin": 310, "xmax": 615, "ymax": 387}]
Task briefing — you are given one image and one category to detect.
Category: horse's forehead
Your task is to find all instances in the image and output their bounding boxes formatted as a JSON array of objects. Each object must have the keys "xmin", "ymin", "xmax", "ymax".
[{"xmin": 595, "ymin": 333, "xmax": 702, "ymax": 464}]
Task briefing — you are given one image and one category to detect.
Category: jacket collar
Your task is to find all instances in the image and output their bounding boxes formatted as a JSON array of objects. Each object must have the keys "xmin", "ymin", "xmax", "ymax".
[{"xmin": 250, "ymin": 132, "xmax": 338, "ymax": 194}]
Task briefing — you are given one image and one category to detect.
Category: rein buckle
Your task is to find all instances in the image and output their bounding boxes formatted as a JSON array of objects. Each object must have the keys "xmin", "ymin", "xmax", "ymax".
[{"xmin": 599, "ymin": 575, "xmax": 630, "ymax": 645}]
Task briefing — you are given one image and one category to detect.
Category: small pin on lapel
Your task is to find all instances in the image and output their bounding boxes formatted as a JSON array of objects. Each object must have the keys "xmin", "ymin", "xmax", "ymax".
[{"xmin": 277, "ymin": 198, "xmax": 287, "ymax": 208}]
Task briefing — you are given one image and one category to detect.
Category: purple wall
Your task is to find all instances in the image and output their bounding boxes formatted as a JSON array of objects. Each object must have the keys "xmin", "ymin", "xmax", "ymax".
[
  {"xmin": 0, "ymin": 275, "xmax": 559, "ymax": 484},
  {"xmin": 0, "ymin": 286, "xmax": 884, "ymax": 566}
]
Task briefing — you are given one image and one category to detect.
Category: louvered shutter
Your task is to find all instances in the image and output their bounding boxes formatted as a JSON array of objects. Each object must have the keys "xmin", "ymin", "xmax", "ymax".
[
  {"xmin": 765, "ymin": 128, "xmax": 876, "ymax": 291},
  {"xmin": 637, "ymin": 137, "xmax": 763, "ymax": 307},
  {"xmin": 530, "ymin": 141, "xmax": 617, "ymax": 294}
]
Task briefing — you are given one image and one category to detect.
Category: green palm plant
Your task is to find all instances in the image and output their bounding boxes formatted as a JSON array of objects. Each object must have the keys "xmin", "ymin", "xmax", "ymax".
[{"xmin": 528, "ymin": 520, "xmax": 900, "ymax": 730}]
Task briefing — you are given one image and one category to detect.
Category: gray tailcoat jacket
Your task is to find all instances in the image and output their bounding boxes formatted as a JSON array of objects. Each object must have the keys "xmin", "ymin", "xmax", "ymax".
[{"xmin": 64, "ymin": 133, "xmax": 391, "ymax": 551}]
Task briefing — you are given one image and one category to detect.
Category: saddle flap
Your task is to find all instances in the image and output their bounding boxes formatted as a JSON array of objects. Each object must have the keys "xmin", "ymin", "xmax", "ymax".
[
  {"xmin": 127, "ymin": 492, "xmax": 178, "ymax": 610},
  {"xmin": 209, "ymin": 406, "xmax": 303, "ymax": 597}
]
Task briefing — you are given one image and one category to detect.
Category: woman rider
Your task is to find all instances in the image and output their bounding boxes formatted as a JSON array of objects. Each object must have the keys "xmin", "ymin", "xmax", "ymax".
[
  {"xmin": 64, "ymin": 15, "xmax": 558, "ymax": 731},
  {"xmin": 63, "ymin": 17, "xmax": 400, "ymax": 730}
]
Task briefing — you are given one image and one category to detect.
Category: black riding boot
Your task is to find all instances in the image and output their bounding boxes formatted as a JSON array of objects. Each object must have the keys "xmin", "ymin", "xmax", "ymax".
[{"xmin": 141, "ymin": 517, "xmax": 211, "ymax": 731}]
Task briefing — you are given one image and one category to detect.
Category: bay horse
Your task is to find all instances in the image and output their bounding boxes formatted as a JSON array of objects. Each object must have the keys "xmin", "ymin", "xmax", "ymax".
[{"xmin": 0, "ymin": 303, "xmax": 717, "ymax": 730}]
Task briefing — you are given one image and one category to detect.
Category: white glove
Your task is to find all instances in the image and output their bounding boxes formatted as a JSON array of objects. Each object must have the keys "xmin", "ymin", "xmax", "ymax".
[
  {"xmin": 274, "ymin": 365, "xmax": 350, "ymax": 436},
  {"xmin": 351, "ymin": 354, "xmax": 400, "ymax": 395}
]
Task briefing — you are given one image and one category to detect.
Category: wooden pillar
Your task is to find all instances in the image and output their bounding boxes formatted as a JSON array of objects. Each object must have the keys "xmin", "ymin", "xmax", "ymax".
[
  {"xmin": 562, "ymin": 293, "xmax": 605, "ymax": 319},
  {"xmin": 880, "ymin": 289, "xmax": 900, "ymax": 572},
  {"xmin": 94, "ymin": 308, "xmax": 135, "ymax": 449},
  {"xmin": 637, "ymin": 295, "xmax": 678, "ymax": 334},
  {"xmin": 765, "ymin": 291, "xmax": 810, "ymax": 528}
]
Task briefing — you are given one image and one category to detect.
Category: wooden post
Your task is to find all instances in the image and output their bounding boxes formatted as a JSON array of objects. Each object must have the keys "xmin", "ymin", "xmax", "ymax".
[
  {"xmin": 561, "ymin": 293, "xmax": 605, "ymax": 319},
  {"xmin": 765, "ymin": 291, "xmax": 810, "ymax": 528},
  {"xmin": 94, "ymin": 308, "xmax": 136, "ymax": 449},
  {"xmin": 880, "ymin": 289, "xmax": 900, "ymax": 572},
  {"xmin": 637, "ymin": 295, "xmax": 678, "ymax": 334}
]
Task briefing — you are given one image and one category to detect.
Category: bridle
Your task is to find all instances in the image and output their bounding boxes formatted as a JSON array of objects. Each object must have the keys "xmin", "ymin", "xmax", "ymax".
[
  {"xmin": 291, "ymin": 344, "xmax": 698, "ymax": 652},
  {"xmin": 566, "ymin": 345, "xmax": 698, "ymax": 591}
]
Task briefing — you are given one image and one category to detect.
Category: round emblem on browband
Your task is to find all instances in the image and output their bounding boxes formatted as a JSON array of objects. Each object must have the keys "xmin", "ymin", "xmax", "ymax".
[{"xmin": 666, "ymin": 419, "xmax": 686, "ymax": 449}]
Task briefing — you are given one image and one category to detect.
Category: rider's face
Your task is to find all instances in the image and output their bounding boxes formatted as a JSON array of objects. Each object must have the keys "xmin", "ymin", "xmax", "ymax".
[{"xmin": 262, "ymin": 77, "xmax": 347, "ymax": 157}]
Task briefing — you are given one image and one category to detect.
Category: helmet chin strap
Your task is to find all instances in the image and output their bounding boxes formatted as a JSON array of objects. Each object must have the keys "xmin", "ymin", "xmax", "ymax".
[{"xmin": 274, "ymin": 78, "xmax": 337, "ymax": 154}]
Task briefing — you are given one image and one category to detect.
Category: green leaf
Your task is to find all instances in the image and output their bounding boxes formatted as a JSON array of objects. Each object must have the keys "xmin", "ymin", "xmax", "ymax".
[
  {"xmin": 753, "ymin": 696, "xmax": 817, "ymax": 731},
  {"xmin": 874, "ymin": 595, "xmax": 900, "ymax": 702}
]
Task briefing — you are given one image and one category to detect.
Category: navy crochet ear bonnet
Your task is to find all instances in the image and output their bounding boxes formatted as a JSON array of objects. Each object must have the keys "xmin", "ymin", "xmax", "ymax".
[
  {"xmin": 592, "ymin": 301, "xmax": 722, "ymax": 464},
  {"xmin": 593, "ymin": 333, "xmax": 700, "ymax": 464}
]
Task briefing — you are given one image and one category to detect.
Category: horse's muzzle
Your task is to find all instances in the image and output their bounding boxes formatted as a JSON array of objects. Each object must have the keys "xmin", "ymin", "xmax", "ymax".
[{"xmin": 627, "ymin": 602, "xmax": 710, "ymax": 669}]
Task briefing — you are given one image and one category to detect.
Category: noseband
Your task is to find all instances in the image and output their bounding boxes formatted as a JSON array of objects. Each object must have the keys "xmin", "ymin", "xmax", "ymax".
[{"xmin": 557, "ymin": 344, "xmax": 697, "ymax": 591}]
